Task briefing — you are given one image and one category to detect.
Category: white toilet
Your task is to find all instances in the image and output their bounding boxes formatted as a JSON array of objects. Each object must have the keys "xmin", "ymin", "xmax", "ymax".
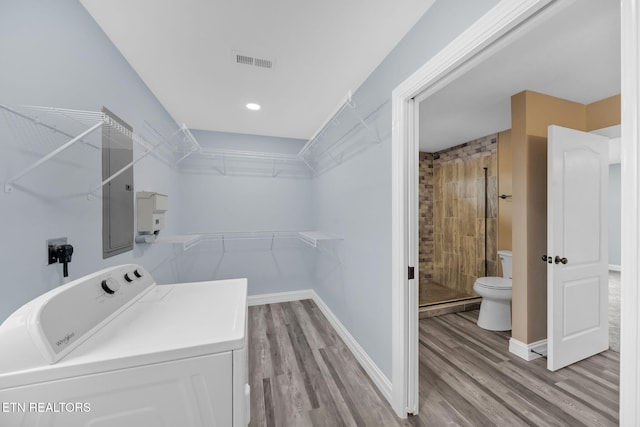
[{"xmin": 473, "ymin": 250, "xmax": 512, "ymax": 331}]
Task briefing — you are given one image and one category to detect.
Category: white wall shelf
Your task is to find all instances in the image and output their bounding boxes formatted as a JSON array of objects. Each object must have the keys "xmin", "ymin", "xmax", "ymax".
[
  {"xmin": 173, "ymin": 91, "xmax": 389, "ymax": 178},
  {"xmin": 179, "ymin": 148, "xmax": 313, "ymax": 179},
  {"xmin": 144, "ymin": 121, "xmax": 201, "ymax": 166},
  {"xmin": 298, "ymin": 97, "xmax": 390, "ymax": 176},
  {"xmin": 298, "ymin": 231, "xmax": 343, "ymax": 248},
  {"xmin": 0, "ymin": 105, "xmax": 184, "ymax": 197},
  {"xmin": 1, "ymin": 92, "xmax": 388, "ymax": 191},
  {"xmin": 154, "ymin": 234, "xmax": 203, "ymax": 251},
  {"xmin": 148, "ymin": 231, "xmax": 342, "ymax": 251}
]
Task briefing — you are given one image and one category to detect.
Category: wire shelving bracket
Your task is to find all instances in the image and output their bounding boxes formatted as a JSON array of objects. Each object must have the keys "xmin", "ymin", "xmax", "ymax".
[{"xmin": 0, "ymin": 105, "xmax": 180, "ymax": 198}]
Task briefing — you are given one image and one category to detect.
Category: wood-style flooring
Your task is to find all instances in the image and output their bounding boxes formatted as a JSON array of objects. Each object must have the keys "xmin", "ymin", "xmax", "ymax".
[
  {"xmin": 249, "ymin": 302, "xmax": 620, "ymax": 426},
  {"xmin": 248, "ymin": 300, "xmax": 403, "ymax": 426}
]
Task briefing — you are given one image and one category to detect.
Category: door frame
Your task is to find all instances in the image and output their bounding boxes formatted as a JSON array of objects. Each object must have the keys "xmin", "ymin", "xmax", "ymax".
[{"xmin": 390, "ymin": 0, "xmax": 640, "ymax": 422}]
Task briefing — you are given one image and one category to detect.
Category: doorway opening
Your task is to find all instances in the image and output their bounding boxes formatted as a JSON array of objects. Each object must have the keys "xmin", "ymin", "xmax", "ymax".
[{"xmin": 389, "ymin": 0, "xmax": 636, "ymax": 420}]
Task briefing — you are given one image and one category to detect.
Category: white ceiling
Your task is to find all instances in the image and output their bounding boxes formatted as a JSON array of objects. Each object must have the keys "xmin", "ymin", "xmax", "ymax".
[
  {"xmin": 79, "ymin": 0, "xmax": 436, "ymax": 140},
  {"xmin": 418, "ymin": 0, "xmax": 621, "ymax": 152}
]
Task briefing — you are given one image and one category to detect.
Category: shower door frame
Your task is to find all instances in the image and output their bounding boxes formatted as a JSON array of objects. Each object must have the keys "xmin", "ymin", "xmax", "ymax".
[{"xmin": 390, "ymin": 0, "xmax": 640, "ymax": 424}]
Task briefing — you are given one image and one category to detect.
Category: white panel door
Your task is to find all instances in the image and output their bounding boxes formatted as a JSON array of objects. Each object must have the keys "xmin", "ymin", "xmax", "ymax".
[{"xmin": 547, "ymin": 125, "xmax": 609, "ymax": 371}]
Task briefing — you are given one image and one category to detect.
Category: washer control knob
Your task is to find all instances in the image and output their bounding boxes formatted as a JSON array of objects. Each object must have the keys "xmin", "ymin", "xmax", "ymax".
[
  {"xmin": 133, "ymin": 269, "xmax": 143, "ymax": 278},
  {"xmin": 101, "ymin": 278, "xmax": 120, "ymax": 295},
  {"xmin": 124, "ymin": 273, "xmax": 133, "ymax": 283}
]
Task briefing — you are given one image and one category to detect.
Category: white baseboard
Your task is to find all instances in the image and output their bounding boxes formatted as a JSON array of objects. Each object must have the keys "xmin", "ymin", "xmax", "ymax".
[
  {"xmin": 248, "ymin": 289, "xmax": 393, "ymax": 404},
  {"xmin": 609, "ymin": 264, "xmax": 621, "ymax": 272},
  {"xmin": 309, "ymin": 291, "xmax": 393, "ymax": 403},
  {"xmin": 248, "ymin": 289, "xmax": 314, "ymax": 306},
  {"xmin": 509, "ymin": 338, "xmax": 548, "ymax": 361}
]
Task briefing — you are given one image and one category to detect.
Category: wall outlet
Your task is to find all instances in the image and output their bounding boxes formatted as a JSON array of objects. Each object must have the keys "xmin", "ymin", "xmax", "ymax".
[{"xmin": 47, "ymin": 237, "xmax": 67, "ymax": 265}]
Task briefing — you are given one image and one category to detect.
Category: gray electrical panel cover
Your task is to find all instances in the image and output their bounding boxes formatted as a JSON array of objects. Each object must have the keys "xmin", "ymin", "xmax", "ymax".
[{"xmin": 102, "ymin": 107, "xmax": 134, "ymax": 258}]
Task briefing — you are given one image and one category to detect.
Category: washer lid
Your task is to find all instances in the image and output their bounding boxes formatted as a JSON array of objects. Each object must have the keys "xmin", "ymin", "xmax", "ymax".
[
  {"xmin": 0, "ymin": 265, "xmax": 247, "ymax": 389},
  {"xmin": 475, "ymin": 277, "xmax": 512, "ymax": 289}
]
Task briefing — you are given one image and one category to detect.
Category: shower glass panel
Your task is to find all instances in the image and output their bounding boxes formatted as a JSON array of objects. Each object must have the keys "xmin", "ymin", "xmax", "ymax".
[{"xmin": 418, "ymin": 135, "xmax": 498, "ymax": 307}]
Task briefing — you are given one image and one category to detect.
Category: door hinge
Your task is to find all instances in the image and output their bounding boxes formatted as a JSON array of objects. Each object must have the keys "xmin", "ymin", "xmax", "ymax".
[{"xmin": 408, "ymin": 266, "xmax": 415, "ymax": 280}]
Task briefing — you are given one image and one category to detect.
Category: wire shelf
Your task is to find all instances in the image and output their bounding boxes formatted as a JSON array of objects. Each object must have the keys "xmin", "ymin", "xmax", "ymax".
[
  {"xmin": 150, "ymin": 231, "xmax": 342, "ymax": 251},
  {"xmin": 142, "ymin": 120, "xmax": 201, "ymax": 167},
  {"xmin": 298, "ymin": 98, "xmax": 390, "ymax": 176},
  {"xmin": 0, "ymin": 104, "xmax": 176, "ymax": 197},
  {"xmin": 178, "ymin": 148, "xmax": 313, "ymax": 178},
  {"xmin": 1, "ymin": 92, "xmax": 389, "ymax": 189},
  {"xmin": 174, "ymin": 92, "xmax": 388, "ymax": 178}
]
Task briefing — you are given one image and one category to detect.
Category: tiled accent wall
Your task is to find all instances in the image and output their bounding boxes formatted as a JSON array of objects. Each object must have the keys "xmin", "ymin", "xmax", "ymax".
[
  {"xmin": 418, "ymin": 152, "xmax": 435, "ymax": 282},
  {"xmin": 419, "ymin": 134, "xmax": 498, "ymax": 297}
]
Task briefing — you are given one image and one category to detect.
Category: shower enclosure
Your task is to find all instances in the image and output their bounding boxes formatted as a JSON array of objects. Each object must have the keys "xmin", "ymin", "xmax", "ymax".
[{"xmin": 418, "ymin": 135, "xmax": 498, "ymax": 307}]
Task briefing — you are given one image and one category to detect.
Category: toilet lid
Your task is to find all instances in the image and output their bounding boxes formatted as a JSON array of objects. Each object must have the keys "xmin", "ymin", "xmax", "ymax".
[{"xmin": 475, "ymin": 277, "xmax": 512, "ymax": 290}]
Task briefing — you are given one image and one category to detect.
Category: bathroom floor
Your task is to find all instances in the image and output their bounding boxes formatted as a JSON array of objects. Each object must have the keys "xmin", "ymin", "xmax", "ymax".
[
  {"xmin": 418, "ymin": 281, "xmax": 476, "ymax": 307},
  {"xmin": 418, "ymin": 310, "xmax": 619, "ymax": 426},
  {"xmin": 249, "ymin": 302, "xmax": 619, "ymax": 426}
]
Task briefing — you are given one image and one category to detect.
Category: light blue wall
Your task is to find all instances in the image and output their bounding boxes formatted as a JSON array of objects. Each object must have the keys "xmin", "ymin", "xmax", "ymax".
[
  {"xmin": 312, "ymin": 0, "xmax": 500, "ymax": 378},
  {"xmin": 609, "ymin": 163, "xmax": 621, "ymax": 266},
  {"xmin": 174, "ymin": 130, "xmax": 316, "ymax": 294},
  {"xmin": 0, "ymin": 0, "xmax": 501, "ymax": 384},
  {"xmin": 0, "ymin": 0, "xmax": 182, "ymax": 321}
]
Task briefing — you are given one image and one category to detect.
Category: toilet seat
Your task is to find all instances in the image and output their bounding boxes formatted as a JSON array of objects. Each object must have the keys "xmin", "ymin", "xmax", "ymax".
[{"xmin": 474, "ymin": 277, "xmax": 511, "ymax": 290}]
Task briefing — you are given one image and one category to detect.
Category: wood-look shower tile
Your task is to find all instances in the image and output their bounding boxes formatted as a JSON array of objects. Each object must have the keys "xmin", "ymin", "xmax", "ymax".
[
  {"xmin": 475, "ymin": 180, "xmax": 486, "ymax": 218},
  {"xmin": 440, "ymin": 163, "xmax": 450, "ymax": 181},
  {"xmin": 444, "ymin": 194, "xmax": 455, "ymax": 217},
  {"xmin": 487, "ymin": 219, "xmax": 497, "ymax": 261},
  {"xmin": 476, "ymin": 258, "xmax": 487, "ymax": 277},
  {"xmin": 462, "ymin": 236, "xmax": 477, "ymax": 275},
  {"xmin": 487, "ymin": 176, "xmax": 498, "ymax": 219},
  {"xmin": 446, "ymin": 183, "xmax": 458, "ymax": 202},
  {"xmin": 434, "ymin": 173, "xmax": 443, "ymax": 202},
  {"xmin": 458, "ymin": 199, "xmax": 476, "ymax": 237},
  {"xmin": 461, "ymin": 275, "xmax": 474, "ymax": 294},
  {"xmin": 453, "ymin": 267, "xmax": 467, "ymax": 294},
  {"xmin": 435, "ymin": 206, "xmax": 444, "ymax": 230},
  {"xmin": 491, "ymin": 260, "xmax": 499, "ymax": 277},
  {"xmin": 442, "ymin": 219, "xmax": 455, "ymax": 251},
  {"xmin": 434, "ymin": 233, "xmax": 443, "ymax": 264}
]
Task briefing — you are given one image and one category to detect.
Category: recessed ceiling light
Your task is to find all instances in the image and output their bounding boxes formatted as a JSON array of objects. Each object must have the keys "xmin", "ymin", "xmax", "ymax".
[{"xmin": 246, "ymin": 103, "xmax": 261, "ymax": 111}]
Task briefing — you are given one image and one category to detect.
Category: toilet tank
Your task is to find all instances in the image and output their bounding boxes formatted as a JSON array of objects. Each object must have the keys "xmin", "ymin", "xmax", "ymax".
[{"xmin": 498, "ymin": 250, "xmax": 512, "ymax": 279}]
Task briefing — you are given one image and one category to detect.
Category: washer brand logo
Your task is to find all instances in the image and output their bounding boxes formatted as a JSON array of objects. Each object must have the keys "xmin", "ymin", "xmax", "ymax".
[{"xmin": 55, "ymin": 332, "xmax": 75, "ymax": 347}]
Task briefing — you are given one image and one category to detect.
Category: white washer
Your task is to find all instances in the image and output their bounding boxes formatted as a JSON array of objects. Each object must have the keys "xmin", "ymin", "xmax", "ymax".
[{"xmin": 0, "ymin": 264, "xmax": 250, "ymax": 427}]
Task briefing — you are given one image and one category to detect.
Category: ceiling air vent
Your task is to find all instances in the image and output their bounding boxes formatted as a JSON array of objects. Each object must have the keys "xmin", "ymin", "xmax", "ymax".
[
  {"xmin": 232, "ymin": 50, "xmax": 275, "ymax": 70},
  {"xmin": 236, "ymin": 54, "xmax": 254, "ymax": 66},
  {"xmin": 254, "ymin": 57, "xmax": 272, "ymax": 69}
]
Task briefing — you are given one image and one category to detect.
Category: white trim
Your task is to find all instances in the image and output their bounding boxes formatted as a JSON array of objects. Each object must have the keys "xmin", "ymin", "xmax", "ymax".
[
  {"xmin": 249, "ymin": 290, "xmax": 393, "ymax": 403},
  {"xmin": 391, "ymin": 0, "xmax": 556, "ymax": 418},
  {"xmin": 310, "ymin": 291, "xmax": 393, "ymax": 403},
  {"xmin": 609, "ymin": 264, "xmax": 622, "ymax": 272},
  {"xmin": 405, "ymin": 98, "xmax": 419, "ymax": 415},
  {"xmin": 620, "ymin": 0, "xmax": 640, "ymax": 424},
  {"xmin": 247, "ymin": 289, "xmax": 314, "ymax": 306},
  {"xmin": 509, "ymin": 338, "xmax": 548, "ymax": 361}
]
